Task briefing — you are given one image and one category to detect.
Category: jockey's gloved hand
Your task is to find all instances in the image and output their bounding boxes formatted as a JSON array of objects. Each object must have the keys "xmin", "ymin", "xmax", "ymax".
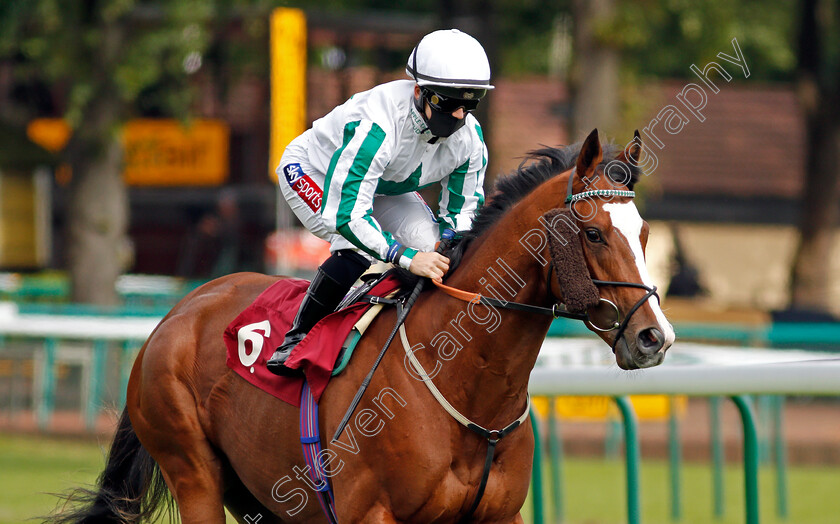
[{"xmin": 409, "ymin": 251, "xmax": 450, "ymax": 281}]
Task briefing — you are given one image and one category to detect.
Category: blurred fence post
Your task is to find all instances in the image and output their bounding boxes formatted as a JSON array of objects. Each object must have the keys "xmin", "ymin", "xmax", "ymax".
[
  {"xmin": 709, "ymin": 396, "xmax": 725, "ymax": 519},
  {"xmin": 37, "ymin": 337, "xmax": 57, "ymax": 430},
  {"xmin": 547, "ymin": 397, "xmax": 564, "ymax": 523},
  {"xmin": 668, "ymin": 396, "xmax": 682, "ymax": 521},
  {"xmin": 773, "ymin": 395, "xmax": 788, "ymax": 519},
  {"xmin": 731, "ymin": 395, "xmax": 759, "ymax": 524},
  {"xmin": 613, "ymin": 396, "xmax": 641, "ymax": 524},
  {"xmin": 530, "ymin": 406, "xmax": 545, "ymax": 524},
  {"xmin": 86, "ymin": 339, "xmax": 107, "ymax": 430}
]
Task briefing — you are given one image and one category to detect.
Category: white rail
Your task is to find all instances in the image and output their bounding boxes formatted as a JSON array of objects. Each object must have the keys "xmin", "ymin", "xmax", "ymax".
[
  {"xmin": 528, "ymin": 359, "xmax": 840, "ymax": 396},
  {"xmin": 0, "ymin": 303, "xmax": 160, "ymax": 340}
]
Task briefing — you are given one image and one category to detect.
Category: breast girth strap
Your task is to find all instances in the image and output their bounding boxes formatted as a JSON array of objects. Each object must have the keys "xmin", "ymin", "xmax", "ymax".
[{"xmin": 399, "ymin": 324, "xmax": 530, "ymax": 522}]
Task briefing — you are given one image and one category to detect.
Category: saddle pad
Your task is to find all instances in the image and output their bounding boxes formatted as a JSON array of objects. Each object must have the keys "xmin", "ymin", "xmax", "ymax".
[{"xmin": 224, "ymin": 275, "xmax": 403, "ymax": 407}]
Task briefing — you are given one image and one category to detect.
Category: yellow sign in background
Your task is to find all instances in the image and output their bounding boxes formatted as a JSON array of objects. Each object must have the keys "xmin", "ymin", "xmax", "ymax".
[
  {"xmin": 269, "ymin": 8, "xmax": 307, "ymax": 183},
  {"xmin": 122, "ymin": 119, "xmax": 229, "ymax": 186},
  {"xmin": 533, "ymin": 395, "xmax": 687, "ymax": 421},
  {"xmin": 26, "ymin": 118, "xmax": 230, "ymax": 186}
]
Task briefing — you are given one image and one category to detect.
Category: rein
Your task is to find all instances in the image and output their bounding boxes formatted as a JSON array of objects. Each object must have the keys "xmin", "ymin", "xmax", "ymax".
[
  {"xmin": 332, "ymin": 278, "xmax": 425, "ymax": 442},
  {"xmin": 432, "ymin": 279, "xmax": 589, "ymax": 321},
  {"xmin": 432, "ymin": 271, "xmax": 659, "ymax": 354}
]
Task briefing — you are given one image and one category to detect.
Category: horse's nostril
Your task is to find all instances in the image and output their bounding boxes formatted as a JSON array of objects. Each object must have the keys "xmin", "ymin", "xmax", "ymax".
[{"xmin": 637, "ymin": 327, "xmax": 664, "ymax": 354}]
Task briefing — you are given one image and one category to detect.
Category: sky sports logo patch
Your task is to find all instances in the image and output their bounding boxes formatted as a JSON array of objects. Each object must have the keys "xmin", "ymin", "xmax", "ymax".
[{"xmin": 284, "ymin": 163, "xmax": 323, "ymax": 213}]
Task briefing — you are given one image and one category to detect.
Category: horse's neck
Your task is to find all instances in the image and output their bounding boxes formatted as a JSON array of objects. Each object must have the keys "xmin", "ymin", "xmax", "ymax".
[{"xmin": 422, "ymin": 178, "xmax": 566, "ymax": 426}]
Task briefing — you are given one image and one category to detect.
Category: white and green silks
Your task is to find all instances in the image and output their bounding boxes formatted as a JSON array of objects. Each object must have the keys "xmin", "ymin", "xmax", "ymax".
[{"xmin": 293, "ymin": 79, "xmax": 487, "ymax": 269}]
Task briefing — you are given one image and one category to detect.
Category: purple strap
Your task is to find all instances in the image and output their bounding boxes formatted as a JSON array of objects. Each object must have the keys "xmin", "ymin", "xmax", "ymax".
[{"xmin": 300, "ymin": 380, "xmax": 339, "ymax": 523}]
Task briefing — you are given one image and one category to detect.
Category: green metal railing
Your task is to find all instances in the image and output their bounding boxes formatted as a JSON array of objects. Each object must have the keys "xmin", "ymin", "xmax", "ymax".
[
  {"xmin": 668, "ymin": 396, "xmax": 681, "ymax": 522},
  {"xmin": 732, "ymin": 395, "xmax": 760, "ymax": 524},
  {"xmin": 530, "ymin": 408, "xmax": 546, "ymax": 524},
  {"xmin": 1, "ymin": 314, "xmax": 153, "ymax": 430},
  {"xmin": 528, "ymin": 394, "xmax": 773, "ymax": 524},
  {"xmin": 32, "ymin": 337, "xmax": 144, "ymax": 431}
]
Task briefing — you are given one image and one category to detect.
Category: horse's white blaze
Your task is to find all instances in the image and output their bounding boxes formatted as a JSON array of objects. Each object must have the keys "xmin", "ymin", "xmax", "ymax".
[{"xmin": 603, "ymin": 202, "xmax": 676, "ymax": 347}]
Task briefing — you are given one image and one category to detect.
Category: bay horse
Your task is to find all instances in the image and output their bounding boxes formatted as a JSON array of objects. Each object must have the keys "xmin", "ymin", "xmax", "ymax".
[{"xmin": 50, "ymin": 129, "xmax": 674, "ymax": 523}]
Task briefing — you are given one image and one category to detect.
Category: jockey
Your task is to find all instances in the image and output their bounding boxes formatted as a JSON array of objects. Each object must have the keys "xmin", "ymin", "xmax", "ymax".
[{"xmin": 267, "ymin": 29, "xmax": 492, "ymax": 377}]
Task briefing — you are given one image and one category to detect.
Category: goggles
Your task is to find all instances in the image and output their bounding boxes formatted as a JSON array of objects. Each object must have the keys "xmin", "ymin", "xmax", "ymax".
[{"xmin": 422, "ymin": 87, "xmax": 485, "ymax": 113}]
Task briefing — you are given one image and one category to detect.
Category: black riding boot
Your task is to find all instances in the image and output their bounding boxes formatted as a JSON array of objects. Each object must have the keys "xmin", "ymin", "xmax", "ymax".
[{"xmin": 267, "ymin": 250, "xmax": 370, "ymax": 376}]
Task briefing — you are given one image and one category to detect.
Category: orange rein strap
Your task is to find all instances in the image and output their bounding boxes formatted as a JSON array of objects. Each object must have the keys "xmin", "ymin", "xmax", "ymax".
[
  {"xmin": 432, "ymin": 278, "xmax": 482, "ymax": 302},
  {"xmin": 431, "ymin": 278, "xmax": 589, "ymax": 321}
]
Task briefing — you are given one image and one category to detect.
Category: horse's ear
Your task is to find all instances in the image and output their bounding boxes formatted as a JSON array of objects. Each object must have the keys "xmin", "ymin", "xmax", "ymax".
[
  {"xmin": 576, "ymin": 129, "xmax": 603, "ymax": 179},
  {"xmin": 616, "ymin": 129, "xmax": 642, "ymax": 165}
]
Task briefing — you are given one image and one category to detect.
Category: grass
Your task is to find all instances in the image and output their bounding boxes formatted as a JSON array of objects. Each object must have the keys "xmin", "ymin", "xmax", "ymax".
[
  {"xmin": 1, "ymin": 433, "xmax": 838, "ymax": 523},
  {"xmin": 525, "ymin": 457, "xmax": 840, "ymax": 524},
  {"xmin": 0, "ymin": 434, "xmax": 107, "ymax": 523}
]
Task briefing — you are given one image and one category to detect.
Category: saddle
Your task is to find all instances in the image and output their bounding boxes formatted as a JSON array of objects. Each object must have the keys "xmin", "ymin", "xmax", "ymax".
[
  {"xmin": 223, "ymin": 270, "xmax": 406, "ymax": 407},
  {"xmin": 331, "ymin": 274, "xmax": 400, "ymax": 375}
]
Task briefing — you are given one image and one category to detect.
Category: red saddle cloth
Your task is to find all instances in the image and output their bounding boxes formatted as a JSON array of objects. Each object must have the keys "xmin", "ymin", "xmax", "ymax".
[{"xmin": 224, "ymin": 275, "xmax": 402, "ymax": 407}]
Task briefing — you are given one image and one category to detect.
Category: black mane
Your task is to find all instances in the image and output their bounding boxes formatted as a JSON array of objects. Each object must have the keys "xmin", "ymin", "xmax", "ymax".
[{"xmin": 443, "ymin": 141, "xmax": 640, "ymax": 272}]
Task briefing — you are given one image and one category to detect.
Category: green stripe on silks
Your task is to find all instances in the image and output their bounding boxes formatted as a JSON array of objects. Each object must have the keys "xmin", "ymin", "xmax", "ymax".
[
  {"xmin": 376, "ymin": 164, "xmax": 430, "ymax": 195},
  {"xmin": 337, "ymin": 224, "xmax": 381, "ymax": 260},
  {"xmin": 446, "ymin": 159, "xmax": 469, "ymax": 213},
  {"xmin": 475, "ymin": 124, "xmax": 486, "ymax": 169},
  {"xmin": 335, "ymin": 122, "xmax": 386, "ymax": 227},
  {"xmin": 322, "ymin": 120, "xmax": 362, "ymax": 213},
  {"xmin": 442, "ymin": 158, "xmax": 470, "ymax": 230},
  {"xmin": 475, "ymin": 124, "xmax": 486, "ymax": 207},
  {"xmin": 336, "ymin": 208, "xmax": 395, "ymax": 262},
  {"xmin": 363, "ymin": 214, "xmax": 398, "ymax": 249},
  {"xmin": 333, "ymin": 122, "xmax": 387, "ymax": 260}
]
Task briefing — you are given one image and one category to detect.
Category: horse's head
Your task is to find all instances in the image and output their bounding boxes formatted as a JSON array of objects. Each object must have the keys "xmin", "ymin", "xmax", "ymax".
[{"xmin": 549, "ymin": 129, "xmax": 675, "ymax": 369}]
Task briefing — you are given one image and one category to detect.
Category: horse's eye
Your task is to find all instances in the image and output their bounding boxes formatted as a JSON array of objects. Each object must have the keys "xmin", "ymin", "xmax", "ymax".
[{"xmin": 585, "ymin": 228, "xmax": 603, "ymax": 243}]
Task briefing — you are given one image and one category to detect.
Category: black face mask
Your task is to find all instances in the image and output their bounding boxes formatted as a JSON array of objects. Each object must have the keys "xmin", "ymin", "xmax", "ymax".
[
  {"xmin": 426, "ymin": 106, "xmax": 466, "ymax": 137},
  {"xmin": 415, "ymin": 95, "xmax": 466, "ymax": 138}
]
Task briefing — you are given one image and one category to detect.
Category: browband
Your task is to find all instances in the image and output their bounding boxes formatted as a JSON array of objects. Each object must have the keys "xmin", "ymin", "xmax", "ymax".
[
  {"xmin": 566, "ymin": 190, "xmax": 636, "ymax": 204},
  {"xmin": 564, "ymin": 168, "xmax": 635, "ymax": 204}
]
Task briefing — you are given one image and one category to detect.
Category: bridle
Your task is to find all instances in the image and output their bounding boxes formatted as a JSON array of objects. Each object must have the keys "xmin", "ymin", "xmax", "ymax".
[
  {"xmin": 434, "ymin": 168, "xmax": 660, "ymax": 353},
  {"xmin": 562, "ymin": 168, "xmax": 660, "ymax": 352}
]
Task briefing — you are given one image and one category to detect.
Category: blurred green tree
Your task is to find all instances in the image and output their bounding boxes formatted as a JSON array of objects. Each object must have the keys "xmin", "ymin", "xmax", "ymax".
[
  {"xmin": 0, "ymin": 0, "xmax": 272, "ymax": 304},
  {"xmin": 566, "ymin": 0, "xmax": 797, "ymax": 139},
  {"xmin": 788, "ymin": 0, "xmax": 840, "ymax": 313}
]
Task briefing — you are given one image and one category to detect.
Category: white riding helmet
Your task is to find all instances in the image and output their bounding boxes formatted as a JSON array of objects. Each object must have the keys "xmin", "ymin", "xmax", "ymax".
[{"xmin": 406, "ymin": 29, "xmax": 494, "ymax": 90}]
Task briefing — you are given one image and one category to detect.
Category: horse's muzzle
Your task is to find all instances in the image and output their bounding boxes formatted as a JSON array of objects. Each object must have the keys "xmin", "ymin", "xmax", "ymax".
[
  {"xmin": 614, "ymin": 330, "xmax": 668, "ymax": 370},
  {"xmin": 636, "ymin": 327, "xmax": 665, "ymax": 355}
]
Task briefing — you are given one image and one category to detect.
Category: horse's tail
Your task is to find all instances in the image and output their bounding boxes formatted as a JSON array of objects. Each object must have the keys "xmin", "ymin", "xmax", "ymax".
[{"xmin": 47, "ymin": 410, "xmax": 173, "ymax": 523}]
